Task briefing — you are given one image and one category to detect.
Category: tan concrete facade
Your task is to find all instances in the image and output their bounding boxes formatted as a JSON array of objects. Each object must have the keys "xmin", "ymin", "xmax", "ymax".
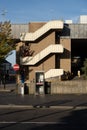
[
  {"xmin": 29, "ymin": 22, "xmax": 46, "ymax": 32},
  {"xmin": 27, "ymin": 22, "xmax": 71, "ymax": 81},
  {"xmin": 60, "ymin": 38, "xmax": 71, "ymax": 72},
  {"xmin": 28, "ymin": 22, "xmax": 56, "ymax": 81},
  {"xmin": 29, "ymin": 55, "xmax": 56, "ymax": 81},
  {"xmin": 17, "ymin": 21, "xmax": 71, "ymax": 83}
]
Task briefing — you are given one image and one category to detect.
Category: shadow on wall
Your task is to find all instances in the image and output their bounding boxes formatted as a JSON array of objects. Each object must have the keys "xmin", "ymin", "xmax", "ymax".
[{"xmin": 61, "ymin": 48, "xmax": 71, "ymax": 59}]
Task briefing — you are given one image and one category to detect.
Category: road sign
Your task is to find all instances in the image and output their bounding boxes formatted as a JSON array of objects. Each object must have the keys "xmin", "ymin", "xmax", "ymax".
[{"xmin": 13, "ymin": 64, "xmax": 19, "ymax": 71}]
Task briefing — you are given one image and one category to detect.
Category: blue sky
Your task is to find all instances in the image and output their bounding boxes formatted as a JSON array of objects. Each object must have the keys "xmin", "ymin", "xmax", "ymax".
[{"xmin": 0, "ymin": 0, "xmax": 87, "ymax": 23}]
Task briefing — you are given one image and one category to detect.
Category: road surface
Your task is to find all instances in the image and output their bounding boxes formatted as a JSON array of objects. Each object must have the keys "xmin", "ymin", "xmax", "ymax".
[{"xmin": 0, "ymin": 107, "xmax": 87, "ymax": 130}]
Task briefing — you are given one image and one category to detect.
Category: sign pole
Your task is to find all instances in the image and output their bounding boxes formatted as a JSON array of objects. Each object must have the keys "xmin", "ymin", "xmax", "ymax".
[{"xmin": 13, "ymin": 64, "xmax": 20, "ymax": 93}]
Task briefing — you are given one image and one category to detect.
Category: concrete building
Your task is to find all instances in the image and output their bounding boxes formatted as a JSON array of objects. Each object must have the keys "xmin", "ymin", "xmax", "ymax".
[
  {"xmin": 12, "ymin": 15, "xmax": 87, "ymax": 94},
  {"xmin": 20, "ymin": 20, "xmax": 65, "ymax": 80}
]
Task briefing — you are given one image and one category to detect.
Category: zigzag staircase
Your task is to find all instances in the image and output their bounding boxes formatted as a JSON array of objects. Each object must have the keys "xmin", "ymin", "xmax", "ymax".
[
  {"xmin": 45, "ymin": 69, "xmax": 63, "ymax": 79},
  {"xmin": 20, "ymin": 20, "xmax": 63, "ymax": 41},
  {"xmin": 20, "ymin": 44, "xmax": 63, "ymax": 65}
]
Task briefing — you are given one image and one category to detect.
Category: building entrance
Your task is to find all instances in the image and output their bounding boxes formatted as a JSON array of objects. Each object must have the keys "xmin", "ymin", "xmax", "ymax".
[{"xmin": 35, "ymin": 71, "xmax": 45, "ymax": 95}]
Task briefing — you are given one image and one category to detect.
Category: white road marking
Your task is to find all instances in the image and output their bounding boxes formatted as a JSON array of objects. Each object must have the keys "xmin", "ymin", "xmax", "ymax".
[{"xmin": 0, "ymin": 121, "xmax": 67, "ymax": 125}]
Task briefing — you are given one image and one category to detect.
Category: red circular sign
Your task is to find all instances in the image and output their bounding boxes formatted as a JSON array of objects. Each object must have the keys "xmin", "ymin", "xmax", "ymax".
[{"xmin": 13, "ymin": 64, "xmax": 20, "ymax": 71}]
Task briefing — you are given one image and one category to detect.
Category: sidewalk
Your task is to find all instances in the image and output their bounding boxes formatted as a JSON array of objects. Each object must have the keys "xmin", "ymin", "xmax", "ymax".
[
  {"xmin": 0, "ymin": 83, "xmax": 87, "ymax": 109},
  {"xmin": 0, "ymin": 83, "xmax": 16, "ymax": 92},
  {"xmin": 0, "ymin": 87, "xmax": 87, "ymax": 109}
]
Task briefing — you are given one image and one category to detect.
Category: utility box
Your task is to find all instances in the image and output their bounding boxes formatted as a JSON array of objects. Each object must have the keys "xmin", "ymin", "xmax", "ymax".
[
  {"xmin": 18, "ymin": 83, "xmax": 24, "ymax": 95},
  {"xmin": 45, "ymin": 81, "xmax": 51, "ymax": 94},
  {"xmin": 35, "ymin": 71, "xmax": 45, "ymax": 95}
]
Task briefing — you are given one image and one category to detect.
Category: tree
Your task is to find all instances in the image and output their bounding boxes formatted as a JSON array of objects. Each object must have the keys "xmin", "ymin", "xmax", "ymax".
[
  {"xmin": 0, "ymin": 21, "xmax": 15, "ymax": 63},
  {"xmin": 81, "ymin": 58, "xmax": 87, "ymax": 79},
  {"xmin": 20, "ymin": 43, "xmax": 34, "ymax": 57}
]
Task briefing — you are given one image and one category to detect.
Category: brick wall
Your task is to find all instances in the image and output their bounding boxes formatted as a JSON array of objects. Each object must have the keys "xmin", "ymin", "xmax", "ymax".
[
  {"xmin": 60, "ymin": 38, "xmax": 71, "ymax": 72},
  {"xmin": 29, "ymin": 22, "xmax": 56, "ymax": 81}
]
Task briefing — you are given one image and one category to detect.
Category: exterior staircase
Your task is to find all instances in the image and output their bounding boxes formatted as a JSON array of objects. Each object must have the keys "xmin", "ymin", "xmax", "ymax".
[
  {"xmin": 20, "ymin": 44, "xmax": 63, "ymax": 65},
  {"xmin": 45, "ymin": 69, "xmax": 63, "ymax": 79},
  {"xmin": 20, "ymin": 20, "xmax": 63, "ymax": 41}
]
